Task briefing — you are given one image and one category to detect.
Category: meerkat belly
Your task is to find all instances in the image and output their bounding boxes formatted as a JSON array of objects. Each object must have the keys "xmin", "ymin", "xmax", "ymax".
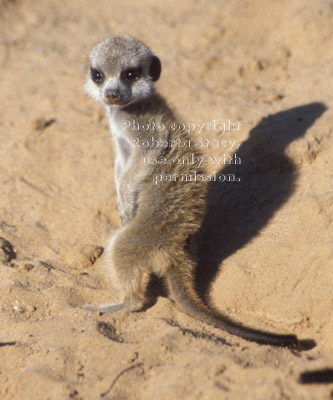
[
  {"xmin": 109, "ymin": 115, "xmax": 134, "ymax": 179},
  {"xmin": 114, "ymin": 136, "xmax": 133, "ymax": 179}
]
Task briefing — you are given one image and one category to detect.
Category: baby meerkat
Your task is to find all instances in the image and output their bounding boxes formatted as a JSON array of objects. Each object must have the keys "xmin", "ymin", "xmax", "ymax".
[{"xmin": 84, "ymin": 36, "xmax": 298, "ymax": 347}]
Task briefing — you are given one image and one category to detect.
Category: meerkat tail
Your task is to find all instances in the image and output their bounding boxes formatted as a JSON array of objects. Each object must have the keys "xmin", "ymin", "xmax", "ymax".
[{"xmin": 167, "ymin": 266, "xmax": 298, "ymax": 347}]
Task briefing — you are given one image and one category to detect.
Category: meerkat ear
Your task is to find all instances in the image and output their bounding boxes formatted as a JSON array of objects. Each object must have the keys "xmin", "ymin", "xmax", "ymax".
[{"xmin": 149, "ymin": 55, "xmax": 161, "ymax": 81}]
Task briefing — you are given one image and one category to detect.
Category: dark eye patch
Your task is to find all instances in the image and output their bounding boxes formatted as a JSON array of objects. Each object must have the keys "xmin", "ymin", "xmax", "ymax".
[
  {"xmin": 91, "ymin": 68, "xmax": 104, "ymax": 84},
  {"xmin": 121, "ymin": 68, "xmax": 141, "ymax": 82}
]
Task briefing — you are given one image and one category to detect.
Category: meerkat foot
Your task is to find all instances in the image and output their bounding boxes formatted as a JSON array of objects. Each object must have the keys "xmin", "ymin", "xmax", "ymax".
[{"xmin": 82, "ymin": 300, "xmax": 144, "ymax": 313}]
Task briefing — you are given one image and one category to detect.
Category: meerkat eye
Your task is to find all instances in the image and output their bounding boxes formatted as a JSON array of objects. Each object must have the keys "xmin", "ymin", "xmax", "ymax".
[
  {"xmin": 91, "ymin": 68, "xmax": 104, "ymax": 83},
  {"xmin": 121, "ymin": 68, "xmax": 141, "ymax": 82}
]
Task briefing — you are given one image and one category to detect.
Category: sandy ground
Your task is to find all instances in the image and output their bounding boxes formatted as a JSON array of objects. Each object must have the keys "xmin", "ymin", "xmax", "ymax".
[{"xmin": 0, "ymin": 0, "xmax": 332, "ymax": 399}]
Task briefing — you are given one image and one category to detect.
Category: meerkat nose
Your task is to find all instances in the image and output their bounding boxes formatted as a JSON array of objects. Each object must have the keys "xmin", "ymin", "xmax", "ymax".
[{"xmin": 104, "ymin": 88, "xmax": 121, "ymax": 103}]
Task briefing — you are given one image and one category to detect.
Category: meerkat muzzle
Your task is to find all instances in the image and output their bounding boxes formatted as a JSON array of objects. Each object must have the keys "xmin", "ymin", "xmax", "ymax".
[{"xmin": 104, "ymin": 90, "xmax": 121, "ymax": 104}]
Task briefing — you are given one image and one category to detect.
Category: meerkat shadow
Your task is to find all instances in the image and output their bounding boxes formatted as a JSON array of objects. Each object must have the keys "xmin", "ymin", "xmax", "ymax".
[{"xmin": 195, "ymin": 102, "xmax": 327, "ymax": 301}]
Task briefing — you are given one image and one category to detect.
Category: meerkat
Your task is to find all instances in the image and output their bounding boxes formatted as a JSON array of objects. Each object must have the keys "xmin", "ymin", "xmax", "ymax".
[{"xmin": 83, "ymin": 36, "xmax": 298, "ymax": 347}]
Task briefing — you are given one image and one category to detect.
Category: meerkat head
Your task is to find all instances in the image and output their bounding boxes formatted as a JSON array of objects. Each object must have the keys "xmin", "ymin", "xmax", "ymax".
[{"xmin": 85, "ymin": 36, "xmax": 161, "ymax": 108}]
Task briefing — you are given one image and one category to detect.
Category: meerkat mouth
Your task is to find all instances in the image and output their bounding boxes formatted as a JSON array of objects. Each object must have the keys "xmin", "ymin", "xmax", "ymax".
[
  {"xmin": 104, "ymin": 98, "xmax": 122, "ymax": 105},
  {"xmin": 104, "ymin": 94, "xmax": 121, "ymax": 105},
  {"xmin": 104, "ymin": 98, "xmax": 130, "ymax": 107},
  {"xmin": 104, "ymin": 97, "xmax": 138, "ymax": 109}
]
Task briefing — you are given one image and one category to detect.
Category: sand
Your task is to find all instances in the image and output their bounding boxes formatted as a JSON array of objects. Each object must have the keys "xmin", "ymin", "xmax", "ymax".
[{"xmin": 0, "ymin": 0, "xmax": 332, "ymax": 399}]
